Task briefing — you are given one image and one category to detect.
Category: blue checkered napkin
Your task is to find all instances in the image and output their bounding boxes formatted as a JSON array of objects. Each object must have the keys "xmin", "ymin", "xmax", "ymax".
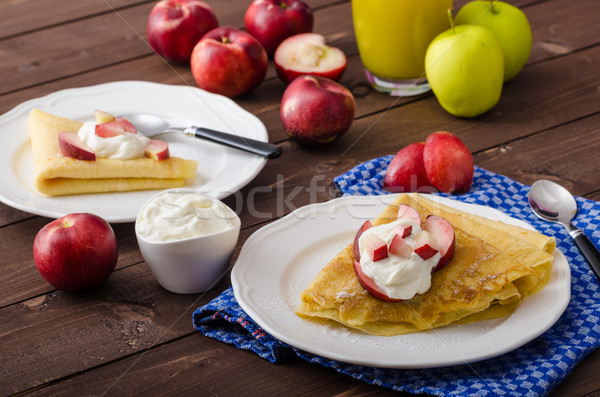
[{"xmin": 193, "ymin": 158, "xmax": 600, "ymax": 397}]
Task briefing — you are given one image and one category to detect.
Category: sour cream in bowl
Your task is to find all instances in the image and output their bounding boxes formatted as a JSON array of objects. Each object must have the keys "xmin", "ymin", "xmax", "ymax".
[{"xmin": 135, "ymin": 189, "xmax": 240, "ymax": 294}]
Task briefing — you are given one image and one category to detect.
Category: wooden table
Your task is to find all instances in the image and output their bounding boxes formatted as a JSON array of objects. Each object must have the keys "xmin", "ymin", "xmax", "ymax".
[{"xmin": 1, "ymin": 0, "xmax": 598, "ymax": 395}]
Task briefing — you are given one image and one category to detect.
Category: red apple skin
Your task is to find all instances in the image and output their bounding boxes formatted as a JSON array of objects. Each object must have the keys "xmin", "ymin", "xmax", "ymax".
[
  {"xmin": 352, "ymin": 220, "xmax": 372, "ymax": 262},
  {"xmin": 384, "ymin": 142, "xmax": 435, "ymax": 193},
  {"xmin": 281, "ymin": 75, "xmax": 355, "ymax": 146},
  {"xmin": 423, "ymin": 131, "xmax": 474, "ymax": 194},
  {"xmin": 191, "ymin": 26, "xmax": 268, "ymax": 97},
  {"xmin": 396, "ymin": 203, "xmax": 422, "ymax": 226},
  {"xmin": 244, "ymin": 0, "xmax": 313, "ymax": 57},
  {"xmin": 274, "ymin": 33, "xmax": 347, "ymax": 84},
  {"xmin": 33, "ymin": 213, "xmax": 118, "ymax": 292},
  {"xmin": 147, "ymin": 0, "xmax": 218, "ymax": 63},
  {"xmin": 353, "ymin": 260, "xmax": 404, "ymax": 303},
  {"xmin": 425, "ymin": 215, "xmax": 456, "ymax": 271},
  {"xmin": 145, "ymin": 140, "xmax": 170, "ymax": 161},
  {"xmin": 58, "ymin": 132, "xmax": 96, "ymax": 161}
]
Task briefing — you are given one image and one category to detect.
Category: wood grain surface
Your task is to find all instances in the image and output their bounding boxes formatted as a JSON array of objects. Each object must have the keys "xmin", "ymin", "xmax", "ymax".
[{"xmin": 0, "ymin": 0, "xmax": 599, "ymax": 396}]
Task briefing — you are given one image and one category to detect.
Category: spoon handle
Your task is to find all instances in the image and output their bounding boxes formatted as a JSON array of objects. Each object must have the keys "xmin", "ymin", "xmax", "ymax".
[
  {"xmin": 570, "ymin": 229, "xmax": 600, "ymax": 280},
  {"xmin": 185, "ymin": 126, "xmax": 282, "ymax": 159}
]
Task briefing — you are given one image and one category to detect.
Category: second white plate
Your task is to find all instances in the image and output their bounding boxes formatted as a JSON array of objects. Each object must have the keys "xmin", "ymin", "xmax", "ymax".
[
  {"xmin": 0, "ymin": 81, "xmax": 269, "ymax": 222},
  {"xmin": 231, "ymin": 194, "xmax": 571, "ymax": 369}
]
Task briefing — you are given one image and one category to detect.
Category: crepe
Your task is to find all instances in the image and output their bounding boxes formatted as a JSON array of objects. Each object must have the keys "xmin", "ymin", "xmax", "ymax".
[
  {"xmin": 296, "ymin": 193, "xmax": 554, "ymax": 336},
  {"xmin": 28, "ymin": 108, "xmax": 198, "ymax": 196}
]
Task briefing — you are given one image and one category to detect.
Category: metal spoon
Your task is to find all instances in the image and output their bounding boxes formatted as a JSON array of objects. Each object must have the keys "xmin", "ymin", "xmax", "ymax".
[
  {"xmin": 528, "ymin": 179, "xmax": 600, "ymax": 280},
  {"xmin": 121, "ymin": 113, "xmax": 282, "ymax": 159}
]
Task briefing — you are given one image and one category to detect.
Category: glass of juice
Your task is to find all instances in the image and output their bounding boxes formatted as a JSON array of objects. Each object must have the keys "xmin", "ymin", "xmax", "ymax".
[{"xmin": 352, "ymin": 0, "xmax": 452, "ymax": 96}]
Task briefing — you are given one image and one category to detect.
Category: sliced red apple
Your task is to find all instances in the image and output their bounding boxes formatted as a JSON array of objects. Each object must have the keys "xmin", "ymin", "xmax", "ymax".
[
  {"xmin": 425, "ymin": 215, "xmax": 456, "ymax": 271},
  {"xmin": 388, "ymin": 234, "xmax": 412, "ymax": 258},
  {"xmin": 362, "ymin": 233, "xmax": 388, "ymax": 262},
  {"xmin": 58, "ymin": 132, "xmax": 96, "ymax": 161},
  {"xmin": 94, "ymin": 109, "xmax": 115, "ymax": 124},
  {"xmin": 352, "ymin": 220, "xmax": 372, "ymax": 262},
  {"xmin": 393, "ymin": 223, "xmax": 413, "ymax": 238},
  {"xmin": 397, "ymin": 204, "xmax": 421, "ymax": 225},
  {"xmin": 352, "ymin": 260, "xmax": 404, "ymax": 303},
  {"xmin": 145, "ymin": 140, "xmax": 170, "ymax": 161},
  {"xmin": 95, "ymin": 118, "xmax": 137, "ymax": 138},
  {"xmin": 274, "ymin": 33, "xmax": 347, "ymax": 84},
  {"xmin": 413, "ymin": 230, "xmax": 439, "ymax": 260}
]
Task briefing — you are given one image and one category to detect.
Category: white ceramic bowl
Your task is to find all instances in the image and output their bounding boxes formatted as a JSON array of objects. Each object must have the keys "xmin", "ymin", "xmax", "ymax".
[{"xmin": 135, "ymin": 189, "xmax": 240, "ymax": 294}]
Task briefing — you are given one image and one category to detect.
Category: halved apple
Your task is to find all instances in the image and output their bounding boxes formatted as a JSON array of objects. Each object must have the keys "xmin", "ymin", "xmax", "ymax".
[
  {"xmin": 145, "ymin": 140, "xmax": 170, "ymax": 161},
  {"xmin": 424, "ymin": 215, "xmax": 456, "ymax": 271},
  {"xmin": 95, "ymin": 118, "xmax": 137, "ymax": 138},
  {"xmin": 274, "ymin": 33, "xmax": 347, "ymax": 84},
  {"xmin": 58, "ymin": 132, "xmax": 96, "ymax": 161}
]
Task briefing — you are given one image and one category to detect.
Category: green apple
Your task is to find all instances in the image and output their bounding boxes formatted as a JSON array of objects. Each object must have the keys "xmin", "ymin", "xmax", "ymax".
[
  {"xmin": 455, "ymin": 0, "xmax": 532, "ymax": 81},
  {"xmin": 425, "ymin": 23, "xmax": 504, "ymax": 118}
]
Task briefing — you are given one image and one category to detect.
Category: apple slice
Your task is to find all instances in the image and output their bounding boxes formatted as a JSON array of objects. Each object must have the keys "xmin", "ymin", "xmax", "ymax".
[
  {"xmin": 95, "ymin": 118, "xmax": 137, "ymax": 138},
  {"xmin": 352, "ymin": 220, "xmax": 372, "ymax": 262},
  {"xmin": 274, "ymin": 33, "xmax": 347, "ymax": 84},
  {"xmin": 425, "ymin": 215, "xmax": 456, "ymax": 271},
  {"xmin": 353, "ymin": 260, "xmax": 404, "ymax": 303},
  {"xmin": 393, "ymin": 223, "xmax": 413, "ymax": 238},
  {"xmin": 388, "ymin": 234, "xmax": 412, "ymax": 258},
  {"xmin": 58, "ymin": 132, "xmax": 96, "ymax": 161},
  {"xmin": 397, "ymin": 204, "xmax": 421, "ymax": 225},
  {"xmin": 413, "ymin": 230, "xmax": 439, "ymax": 260},
  {"xmin": 94, "ymin": 110, "xmax": 115, "ymax": 124},
  {"xmin": 362, "ymin": 233, "xmax": 388, "ymax": 262},
  {"xmin": 145, "ymin": 140, "xmax": 170, "ymax": 161}
]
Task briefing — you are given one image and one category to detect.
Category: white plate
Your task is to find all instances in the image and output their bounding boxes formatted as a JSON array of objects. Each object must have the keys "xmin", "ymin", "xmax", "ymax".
[
  {"xmin": 231, "ymin": 194, "xmax": 571, "ymax": 369},
  {"xmin": 0, "ymin": 81, "xmax": 268, "ymax": 222}
]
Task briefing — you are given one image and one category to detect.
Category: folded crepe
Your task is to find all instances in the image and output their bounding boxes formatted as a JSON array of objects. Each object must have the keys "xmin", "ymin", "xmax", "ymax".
[
  {"xmin": 296, "ymin": 193, "xmax": 555, "ymax": 336},
  {"xmin": 28, "ymin": 108, "xmax": 198, "ymax": 196}
]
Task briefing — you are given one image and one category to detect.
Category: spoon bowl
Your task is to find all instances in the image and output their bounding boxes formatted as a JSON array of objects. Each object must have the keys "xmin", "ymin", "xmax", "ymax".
[
  {"xmin": 529, "ymin": 179, "xmax": 600, "ymax": 280},
  {"xmin": 121, "ymin": 113, "xmax": 282, "ymax": 159}
]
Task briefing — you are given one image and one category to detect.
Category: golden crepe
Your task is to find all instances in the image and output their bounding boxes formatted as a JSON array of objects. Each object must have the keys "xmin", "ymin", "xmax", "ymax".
[
  {"xmin": 296, "ymin": 193, "xmax": 554, "ymax": 336},
  {"xmin": 28, "ymin": 108, "xmax": 198, "ymax": 196}
]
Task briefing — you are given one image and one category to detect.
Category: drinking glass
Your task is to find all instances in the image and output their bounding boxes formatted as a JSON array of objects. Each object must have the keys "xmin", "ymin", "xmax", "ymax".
[{"xmin": 352, "ymin": 0, "xmax": 452, "ymax": 96}]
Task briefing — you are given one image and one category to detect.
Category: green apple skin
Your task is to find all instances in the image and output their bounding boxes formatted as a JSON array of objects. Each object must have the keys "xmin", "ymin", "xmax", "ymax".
[
  {"xmin": 425, "ymin": 24, "xmax": 504, "ymax": 118},
  {"xmin": 455, "ymin": 1, "xmax": 532, "ymax": 81}
]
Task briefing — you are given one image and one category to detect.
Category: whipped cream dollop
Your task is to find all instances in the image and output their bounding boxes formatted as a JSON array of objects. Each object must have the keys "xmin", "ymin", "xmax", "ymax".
[
  {"xmin": 359, "ymin": 219, "xmax": 440, "ymax": 300},
  {"xmin": 136, "ymin": 191, "xmax": 239, "ymax": 243},
  {"xmin": 77, "ymin": 121, "xmax": 150, "ymax": 159}
]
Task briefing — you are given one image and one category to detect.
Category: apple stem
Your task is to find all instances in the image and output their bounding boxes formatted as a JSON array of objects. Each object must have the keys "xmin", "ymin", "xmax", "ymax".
[
  {"xmin": 489, "ymin": 0, "xmax": 497, "ymax": 14},
  {"xmin": 447, "ymin": 8, "xmax": 454, "ymax": 35}
]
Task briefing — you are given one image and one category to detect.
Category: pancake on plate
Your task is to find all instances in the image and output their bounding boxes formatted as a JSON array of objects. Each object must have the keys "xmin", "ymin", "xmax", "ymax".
[
  {"xmin": 296, "ymin": 193, "xmax": 554, "ymax": 336},
  {"xmin": 28, "ymin": 108, "xmax": 198, "ymax": 196}
]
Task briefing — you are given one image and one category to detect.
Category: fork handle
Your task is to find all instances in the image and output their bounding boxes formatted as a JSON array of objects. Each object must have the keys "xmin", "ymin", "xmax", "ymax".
[
  {"xmin": 570, "ymin": 229, "xmax": 600, "ymax": 281},
  {"xmin": 185, "ymin": 126, "xmax": 282, "ymax": 159}
]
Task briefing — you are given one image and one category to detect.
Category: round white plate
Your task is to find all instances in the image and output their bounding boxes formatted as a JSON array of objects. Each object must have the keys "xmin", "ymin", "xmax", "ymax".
[
  {"xmin": 0, "ymin": 81, "xmax": 269, "ymax": 222},
  {"xmin": 231, "ymin": 194, "xmax": 571, "ymax": 369}
]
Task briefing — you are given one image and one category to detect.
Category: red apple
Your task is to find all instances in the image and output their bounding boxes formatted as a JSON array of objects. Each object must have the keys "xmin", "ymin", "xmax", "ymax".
[
  {"xmin": 244, "ymin": 0, "xmax": 313, "ymax": 57},
  {"xmin": 281, "ymin": 75, "xmax": 355, "ymax": 146},
  {"xmin": 362, "ymin": 233, "xmax": 388, "ymax": 262},
  {"xmin": 145, "ymin": 140, "xmax": 170, "ymax": 161},
  {"xmin": 147, "ymin": 0, "xmax": 218, "ymax": 63},
  {"xmin": 352, "ymin": 220, "xmax": 372, "ymax": 262},
  {"xmin": 388, "ymin": 234, "xmax": 412, "ymax": 258},
  {"xmin": 95, "ymin": 118, "xmax": 137, "ymax": 138},
  {"xmin": 384, "ymin": 142, "xmax": 435, "ymax": 193},
  {"xmin": 274, "ymin": 33, "xmax": 347, "ymax": 84},
  {"xmin": 413, "ymin": 230, "xmax": 439, "ymax": 260},
  {"xmin": 58, "ymin": 132, "xmax": 96, "ymax": 161},
  {"xmin": 353, "ymin": 260, "xmax": 404, "ymax": 303},
  {"xmin": 396, "ymin": 203, "xmax": 421, "ymax": 226},
  {"xmin": 33, "ymin": 213, "xmax": 118, "ymax": 292},
  {"xmin": 191, "ymin": 26, "xmax": 268, "ymax": 97},
  {"xmin": 425, "ymin": 215, "xmax": 456, "ymax": 271},
  {"xmin": 423, "ymin": 131, "xmax": 474, "ymax": 194}
]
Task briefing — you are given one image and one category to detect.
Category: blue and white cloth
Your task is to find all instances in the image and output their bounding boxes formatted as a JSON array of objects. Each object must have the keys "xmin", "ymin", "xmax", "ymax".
[{"xmin": 193, "ymin": 157, "xmax": 600, "ymax": 396}]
